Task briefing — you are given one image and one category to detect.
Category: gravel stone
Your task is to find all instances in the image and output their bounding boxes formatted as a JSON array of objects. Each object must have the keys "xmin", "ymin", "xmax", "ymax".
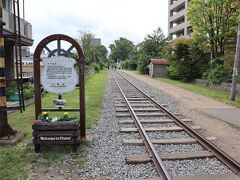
[
  {"xmin": 77, "ymin": 72, "xmax": 159, "ymax": 179},
  {"xmin": 121, "ymin": 132, "xmax": 141, "ymax": 139},
  {"xmin": 124, "ymin": 146, "xmax": 148, "ymax": 156},
  {"xmin": 154, "ymin": 144, "xmax": 206, "ymax": 153},
  {"xmin": 164, "ymin": 157, "xmax": 232, "ymax": 176},
  {"xmin": 147, "ymin": 131, "xmax": 190, "ymax": 139},
  {"xmin": 28, "ymin": 71, "xmax": 233, "ymax": 179}
]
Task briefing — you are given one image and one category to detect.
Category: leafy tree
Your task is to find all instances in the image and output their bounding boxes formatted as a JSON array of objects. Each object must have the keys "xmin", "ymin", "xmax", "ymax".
[
  {"xmin": 94, "ymin": 45, "xmax": 108, "ymax": 61},
  {"xmin": 140, "ymin": 27, "xmax": 167, "ymax": 57},
  {"xmin": 137, "ymin": 27, "xmax": 167, "ymax": 74},
  {"xmin": 166, "ymin": 38, "xmax": 209, "ymax": 81},
  {"xmin": 76, "ymin": 31, "xmax": 95, "ymax": 65},
  {"xmin": 93, "ymin": 45, "xmax": 108, "ymax": 69},
  {"xmin": 137, "ymin": 52, "xmax": 150, "ymax": 74},
  {"xmin": 188, "ymin": 0, "xmax": 240, "ymax": 63},
  {"xmin": 75, "ymin": 31, "xmax": 108, "ymax": 68},
  {"xmin": 109, "ymin": 37, "xmax": 134, "ymax": 62}
]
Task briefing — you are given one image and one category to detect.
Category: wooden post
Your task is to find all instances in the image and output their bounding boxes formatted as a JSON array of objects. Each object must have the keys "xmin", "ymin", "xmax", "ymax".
[
  {"xmin": 0, "ymin": 0, "xmax": 15, "ymax": 137},
  {"xmin": 230, "ymin": 16, "xmax": 240, "ymax": 101}
]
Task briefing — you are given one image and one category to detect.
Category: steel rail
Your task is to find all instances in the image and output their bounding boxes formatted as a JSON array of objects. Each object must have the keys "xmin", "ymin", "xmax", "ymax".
[
  {"xmin": 117, "ymin": 71, "xmax": 240, "ymax": 176},
  {"xmin": 112, "ymin": 71, "xmax": 172, "ymax": 180}
]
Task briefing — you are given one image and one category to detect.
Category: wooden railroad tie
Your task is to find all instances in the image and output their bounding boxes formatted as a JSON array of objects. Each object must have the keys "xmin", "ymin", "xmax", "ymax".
[
  {"xmin": 119, "ymin": 118, "xmax": 192, "ymax": 124},
  {"xmin": 121, "ymin": 126, "xmax": 201, "ymax": 132},
  {"xmin": 122, "ymin": 137, "xmax": 217, "ymax": 145},
  {"xmin": 116, "ymin": 112, "xmax": 183, "ymax": 117},
  {"xmin": 115, "ymin": 104, "xmax": 168, "ymax": 108},
  {"xmin": 126, "ymin": 151, "xmax": 214, "ymax": 164}
]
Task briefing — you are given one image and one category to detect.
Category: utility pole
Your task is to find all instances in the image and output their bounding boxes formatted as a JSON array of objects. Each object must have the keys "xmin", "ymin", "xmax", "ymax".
[
  {"xmin": 0, "ymin": 0, "xmax": 15, "ymax": 138},
  {"xmin": 230, "ymin": 16, "xmax": 240, "ymax": 101}
]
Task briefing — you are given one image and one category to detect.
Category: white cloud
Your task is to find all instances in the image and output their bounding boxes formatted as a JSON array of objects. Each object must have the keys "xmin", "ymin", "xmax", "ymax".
[{"xmin": 25, "ymin": 0, "xmax": 168, "ymax": 52}]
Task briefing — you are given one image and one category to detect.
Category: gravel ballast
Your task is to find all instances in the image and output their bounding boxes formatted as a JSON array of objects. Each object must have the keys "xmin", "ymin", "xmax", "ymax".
[
  {"xmin": 77, "ymin": 71, "xmax": 232, "ymax": 179},
  {"xmin": 28, "ymin": 71, "xmax": 233, "ymax": 179},
  {"xmin": 77, "ymin": 72, "xmax": 159, "ymax": 179}
]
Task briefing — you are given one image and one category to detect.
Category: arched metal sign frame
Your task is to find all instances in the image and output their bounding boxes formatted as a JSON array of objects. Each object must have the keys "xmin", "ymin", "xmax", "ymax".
[{"xmin": 33, "ymin": 34, "xmax": 86, "ymax": 138}]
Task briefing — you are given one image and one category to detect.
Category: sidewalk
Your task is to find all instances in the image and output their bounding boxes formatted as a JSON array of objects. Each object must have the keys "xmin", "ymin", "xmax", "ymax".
[
  {"xmin": 7, "ymin": 97, "xmax": 34, "ymax": 114},
  {"xmin": 122, "ymin": 70, "xmax": 240, "ymax": 128}
]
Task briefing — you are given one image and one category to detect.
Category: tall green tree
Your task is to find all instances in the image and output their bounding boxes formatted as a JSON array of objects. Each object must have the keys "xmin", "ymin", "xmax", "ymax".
[
  {"xmin": 137, "ymin": 27, "xmax": 167, "ymax": 74},
  {"xmin": 76, "ymin": 31, "xmax": 108, "ymax": 66},
  {"xmin": 188, "ymin": 0, "xmax": 240, "ymax": 63},
  {"xmin": 140, "ymin": 27, "xmax": 167, "ymax": 57},
  {"xmin": 94, "ymin": 45, "xmax": 108, "ymax": 61},
  {"xmin": 109, "ymin": 37, "xmax": 134, "ymax": 62},
  {"xmin": 76, "ymin": 31, "xmax": 95, "ymax": 65},
  {"xmin": 93, "ymin": 45, "xmax": 108, "ymax": 69}
]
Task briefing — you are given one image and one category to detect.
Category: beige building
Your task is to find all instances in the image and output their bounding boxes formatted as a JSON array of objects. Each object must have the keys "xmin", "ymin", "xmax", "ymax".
[
  {"xmin": 168, "ymin": 0, "xmax": 192, "ymax": 40},
  {"xmin": 2, "ymin": 0, "xmax": 33, "ymax": 78}
]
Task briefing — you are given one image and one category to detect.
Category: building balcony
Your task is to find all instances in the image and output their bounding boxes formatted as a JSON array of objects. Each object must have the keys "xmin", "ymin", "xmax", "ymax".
[
  {"xmin": 169, "ymin": 9, "xmax": 186, "ymax": 23},
  {"xmin": 2, "ymin": 8, "xmax": 33, "ymax": 46},
  {"xmin": 169, "ymin": 21, "xmax": 190, "ymax": 34},
  {"xmin": 169, "ymin": 0, "xmax": 185, "ymax": 11}
]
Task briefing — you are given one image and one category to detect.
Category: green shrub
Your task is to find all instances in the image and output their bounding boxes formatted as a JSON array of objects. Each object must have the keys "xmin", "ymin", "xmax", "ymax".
[
  {"xmin": 90, "ymin": 63, "xmax": 100, "ymax": 73},
  {"xmin": 23, "ymin": 83, "xmax": 34, "ymax": 100},
  {"xmin": 122, "ymin": 59, "xmax": 137, "ymax": 70},
  {"xmin": 205, "ymin": 64, "xmax": 231, "ymax": 84},
  {"xmin": 137, "ymin": 54, "xmax": 150, "ymax": 74},
  {"xmin": 166, "ymin": 38, "xmax": 209, "ymax": 81},
  {"xmin": 6, "ymin": 82, "xmax": 34, "ymax": 100},
  {"xmin": 6, "ymin": 82, "xmax": 17, "ymax": 97}
]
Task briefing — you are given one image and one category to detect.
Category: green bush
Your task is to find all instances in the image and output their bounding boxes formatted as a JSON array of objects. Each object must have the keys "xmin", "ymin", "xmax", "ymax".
[
  {"xmin": 122, "ymin": 59, "xmax": 137, "ymax": 70},
  {"xmin": 23, "ymin": 83, "xmax": 34, "ymax": 100},
  {"xmin": 137, "ymin": 54, "xmax": 150, "ymax": 74},
  {"xmin": 205, "ymin": 64, "xmax": 231, "ymax": 84},
  {"xmin": 6, "ymin": 82, "xmax": 34, "ymax": 100},
  {"xmin": 6, "ymin": 82, "xmax": 17, "ymax": 97},
  {"xmin": 90, "ymin": 63, "xmax": 100, "ymax": 73},
  {"xmin": 166, "ymin": 38, "xmax": 209, "ymax": 81},
  {"xmin": 168, "ymin": 60, "xmax": 198, "ymax": 81}
]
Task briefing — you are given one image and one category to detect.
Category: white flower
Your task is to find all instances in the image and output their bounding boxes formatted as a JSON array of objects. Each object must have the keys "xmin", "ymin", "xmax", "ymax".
[{"xmin": 51, "ymin": 117, "xmax": 59, "ymax": 122}]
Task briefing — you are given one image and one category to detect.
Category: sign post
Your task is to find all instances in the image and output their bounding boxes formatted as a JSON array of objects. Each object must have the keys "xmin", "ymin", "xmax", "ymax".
[{"xmin": 33, "ymin": 34, "xmax": 85, "ymax": 152}]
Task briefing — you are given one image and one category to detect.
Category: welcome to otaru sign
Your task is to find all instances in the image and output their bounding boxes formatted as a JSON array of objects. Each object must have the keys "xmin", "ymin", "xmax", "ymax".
[{"xmin": 33, "ymin": 34, "xmax": 85, "ymax": 153}]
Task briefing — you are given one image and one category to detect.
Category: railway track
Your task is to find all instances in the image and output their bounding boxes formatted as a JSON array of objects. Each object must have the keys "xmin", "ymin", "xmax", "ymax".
[{"xmin": 112, "ymin": 70, "xmax": 240, "ymax": 180}]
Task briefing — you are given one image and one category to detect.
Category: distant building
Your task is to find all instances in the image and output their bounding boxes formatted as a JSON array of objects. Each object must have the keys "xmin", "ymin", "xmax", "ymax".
[
  {"xmin": 14, "ymin": 49, "xmax": 47, "ymax": 78},
  {"xmin": 90, "ymin": 38, "xmax": 101, "ymax": 46},
  {"xmin": 149, "ymin": 59, "xmax": 169, "ymax": 78},
  {"xmin": 168, "ymin": 0, "xmax": 192, "ymax": 40}
]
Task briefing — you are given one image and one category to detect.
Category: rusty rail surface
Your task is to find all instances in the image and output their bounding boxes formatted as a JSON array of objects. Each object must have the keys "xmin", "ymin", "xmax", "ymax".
[
  {"xmin": 112, "ymin": 71, "xmax": 172, "ymax": 180},
  {"xmin": 116, "ymin": 70, "xmax": 240, "ymax": 177}
]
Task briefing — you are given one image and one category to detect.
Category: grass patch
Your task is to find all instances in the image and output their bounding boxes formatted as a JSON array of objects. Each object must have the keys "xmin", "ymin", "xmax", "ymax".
[
  {"xmin": 158, "ymin": 77, "xmax": 240, "ymax": 108},
  {"xmin": 0, "ymin": 70, "xmax": 108, "ymax": 180}
]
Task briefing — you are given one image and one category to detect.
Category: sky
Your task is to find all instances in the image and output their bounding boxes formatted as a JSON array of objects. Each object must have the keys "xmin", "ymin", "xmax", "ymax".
[{"xmin": 24, "ymin": 0, "xmax": 168, "ymax": 52}]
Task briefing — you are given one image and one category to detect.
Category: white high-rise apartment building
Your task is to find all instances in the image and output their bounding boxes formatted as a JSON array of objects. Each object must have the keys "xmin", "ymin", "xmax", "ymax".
[{"xmin": 168, "ymin": 0, "xmax": 192, "ymax": 40}]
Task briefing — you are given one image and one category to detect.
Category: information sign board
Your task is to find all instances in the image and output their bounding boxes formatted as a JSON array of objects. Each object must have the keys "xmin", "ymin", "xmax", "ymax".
[{"xmin": 41, "ymin": 56, "xmax": 78, "ymax": 94}]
